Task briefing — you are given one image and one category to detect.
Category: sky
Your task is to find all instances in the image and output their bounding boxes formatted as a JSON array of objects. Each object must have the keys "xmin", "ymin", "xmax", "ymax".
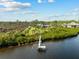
[{"xmin": 0, "ymin": 0, "xmax": 79, "ymax": 21}]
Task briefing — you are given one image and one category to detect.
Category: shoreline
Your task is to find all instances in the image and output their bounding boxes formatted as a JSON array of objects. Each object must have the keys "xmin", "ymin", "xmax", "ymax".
[
  {"xmin": 0, "ymin": 27, "xmax": 79, "ymax": 49},
  {"xmin": 0, "ymin": 33, "xmax": 78, "ymax": 49}
]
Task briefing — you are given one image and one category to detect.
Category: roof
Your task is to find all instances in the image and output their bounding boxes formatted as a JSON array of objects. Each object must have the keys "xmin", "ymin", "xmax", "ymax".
[{"xmin": 63, "ymin": 22, "xmax": 79, "ymax": 26}]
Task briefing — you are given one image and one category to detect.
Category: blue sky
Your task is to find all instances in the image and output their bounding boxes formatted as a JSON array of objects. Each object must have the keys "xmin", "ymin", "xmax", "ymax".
[{"xmin": 0, "ymin": 0, "xmax": 79, "ymax": 21}]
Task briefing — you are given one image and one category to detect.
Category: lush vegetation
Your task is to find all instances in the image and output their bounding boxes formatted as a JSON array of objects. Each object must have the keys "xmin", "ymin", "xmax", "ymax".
[
  {"xmin": 0, "ymin": 20, "xmax": 79, "ymax": 48},
  {"xmin": 0, "ymin": 25, "xmax": 79, "ymax": 48}
]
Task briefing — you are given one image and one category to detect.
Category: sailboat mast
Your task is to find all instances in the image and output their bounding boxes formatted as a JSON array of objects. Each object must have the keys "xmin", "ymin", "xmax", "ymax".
[{"xmin": 38, "ymin": 35, "xmax": 41, "ymax": 46}]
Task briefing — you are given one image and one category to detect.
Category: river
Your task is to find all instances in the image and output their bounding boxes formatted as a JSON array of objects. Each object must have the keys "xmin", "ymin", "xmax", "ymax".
[{"xmin": 0, "ymin": 35, "xmax": 79, "ymax": 59}]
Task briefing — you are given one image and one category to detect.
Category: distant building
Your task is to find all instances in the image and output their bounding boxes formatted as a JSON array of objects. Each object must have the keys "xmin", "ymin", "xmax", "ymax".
[
  {"xmin": 37, "ymin": 24, "xmax": 51, "ymax": 28},
  {"xmin": 63, "ymin": 22, "xmax": 79, "ymax": 28}
]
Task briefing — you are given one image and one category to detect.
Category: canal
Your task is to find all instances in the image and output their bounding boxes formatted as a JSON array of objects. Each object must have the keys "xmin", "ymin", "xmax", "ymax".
[{"xmin": 0, "ymin": 35, "xmax": 79, "ymax": 59}]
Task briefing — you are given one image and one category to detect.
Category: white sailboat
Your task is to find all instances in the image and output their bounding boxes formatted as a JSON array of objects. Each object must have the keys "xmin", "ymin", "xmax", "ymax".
[{"xmin": 38, "ymin": 35, "xmax": 46, "ymax": 50}]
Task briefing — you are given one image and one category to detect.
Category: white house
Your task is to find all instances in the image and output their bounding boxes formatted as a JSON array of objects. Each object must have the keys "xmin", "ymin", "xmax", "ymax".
[{"xmin": 63, "ymin": 22, "xmax": 79, "ymax": 28}]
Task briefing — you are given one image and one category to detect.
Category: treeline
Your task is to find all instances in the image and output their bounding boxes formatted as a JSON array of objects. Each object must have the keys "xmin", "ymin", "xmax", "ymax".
[
  {"xmin": 0, "ymin": 20, "xmax": 79, "ymax": 32},
  {"xmin": 0, "ymin": 22, "xmax": 30, "ymax": 32}
]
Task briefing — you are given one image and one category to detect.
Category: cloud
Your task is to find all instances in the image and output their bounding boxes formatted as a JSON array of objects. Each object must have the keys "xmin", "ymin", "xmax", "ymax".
[
  {"xmin": 74, "ymin": 8, "xmax": 79, "ymax": 12},
  {"xmin": 38, "ymin": 0, "xmax": 43, "ymax": 3},
  {"xmin": 48, "ymin": 0, "xmax": 55, "ymax": 3},
  {"xmin": 0, "ymin": 0, "xmax": 31, "ymax": 12},
  {"xmin": 37, "ymin": 0, "xmax": 55, "ymax": 3},
  {"xmin": 23, "ymin": 11, "xmax": 38, "ymax": 14},
  {"xmin": 41, "ymin": 8, "xmax": 79, "ymax": 21},
  {"xmin": 0, "ymin": 8, "xmax": 18, "ymax": 12}
]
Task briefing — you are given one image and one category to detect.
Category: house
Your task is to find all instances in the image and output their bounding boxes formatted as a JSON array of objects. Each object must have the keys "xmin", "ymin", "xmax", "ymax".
[
  {"xmin": 37, "ymin": 24, "xmax": 51, "ymax": 28},
  {"xmin": 63, "ymin": 22, "xmax": 79, "ymax": 28}
]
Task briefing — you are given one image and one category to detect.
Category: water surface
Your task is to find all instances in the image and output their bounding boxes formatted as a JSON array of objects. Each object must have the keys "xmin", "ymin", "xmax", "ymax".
[{"xmin": 0, "ymin": 35, "xmax": 79, "ymax": 59}]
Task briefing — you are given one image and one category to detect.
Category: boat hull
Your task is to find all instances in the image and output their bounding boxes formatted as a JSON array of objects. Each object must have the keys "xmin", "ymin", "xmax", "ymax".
[{"xmin": 38, "ymin": 46, "xmax": 46, "ymax": 52}]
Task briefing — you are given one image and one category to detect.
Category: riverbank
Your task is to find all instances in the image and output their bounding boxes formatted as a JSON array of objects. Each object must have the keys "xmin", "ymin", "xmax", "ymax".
[{"xmin": 0, "ymin": 26, "xmax": 79, "ymax": 48}]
